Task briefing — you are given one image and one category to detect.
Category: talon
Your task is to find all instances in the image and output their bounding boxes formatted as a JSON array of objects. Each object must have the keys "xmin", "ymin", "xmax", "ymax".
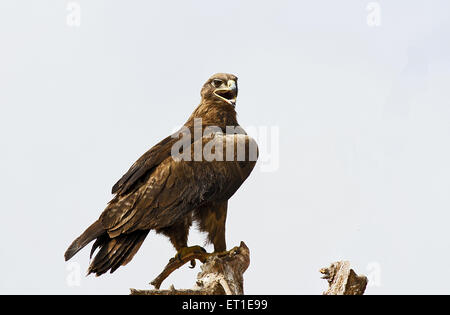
[{"xmin": 174, "ymin": 245, "xmax": 209, "ymax": 264}]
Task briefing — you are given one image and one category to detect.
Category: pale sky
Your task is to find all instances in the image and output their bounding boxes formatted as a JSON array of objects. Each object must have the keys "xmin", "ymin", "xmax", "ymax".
[{"xmin": 1, "ymin": 0, "xmax": 450, "ymax": 294}]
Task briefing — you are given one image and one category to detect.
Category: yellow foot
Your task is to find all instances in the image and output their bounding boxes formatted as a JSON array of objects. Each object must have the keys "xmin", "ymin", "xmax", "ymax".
[{"xmin": 175, "ymin": 246, "xmax": 209, "ymax": 268}]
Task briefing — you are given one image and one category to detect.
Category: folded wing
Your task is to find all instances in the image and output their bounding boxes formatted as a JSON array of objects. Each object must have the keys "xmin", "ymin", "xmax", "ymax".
[{"xmin": 101, "ymin": 133, "xmax": 258, "ymax": 238}]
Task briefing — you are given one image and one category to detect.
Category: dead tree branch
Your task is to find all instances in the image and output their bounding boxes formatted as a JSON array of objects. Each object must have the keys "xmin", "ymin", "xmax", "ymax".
[{"xmin": 320, "ymin": 261, "xmax": 368, "ymax": 295}]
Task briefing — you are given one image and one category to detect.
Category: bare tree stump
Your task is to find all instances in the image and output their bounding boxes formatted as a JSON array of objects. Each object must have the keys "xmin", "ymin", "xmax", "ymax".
[
  {"xmin": 320, "ymin": 261, "xmax": 368, "ymax": 295},
  {"xmin": 130, "ymin": 242, "xmax": 250, "ymax": 295}
]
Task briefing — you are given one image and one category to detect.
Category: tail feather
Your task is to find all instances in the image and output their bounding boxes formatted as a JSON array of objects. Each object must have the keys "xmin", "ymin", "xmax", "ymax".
[
  {"xmin": 87, "ymin": 230, "xmax": 149, "ymax": 276},
  {"xmin": 64, "ymin": 220, "xmax": 105, "ymax": 261},
  {"xmin": 90, "ymin": 234, "xmax": 109, "ymax": 259},
  {"xmin": 109, "ymin": 233, "xmax": 144, "ymax": 273},
  {"xmin": 65, "ymin": 219, "xmax": 149, "ymax": 276}
]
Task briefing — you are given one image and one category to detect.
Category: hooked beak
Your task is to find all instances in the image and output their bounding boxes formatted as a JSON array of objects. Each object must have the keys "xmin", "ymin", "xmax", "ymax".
[{"xmin": 214, "ymin": 80, "xmax": 238, "ymax": 106}]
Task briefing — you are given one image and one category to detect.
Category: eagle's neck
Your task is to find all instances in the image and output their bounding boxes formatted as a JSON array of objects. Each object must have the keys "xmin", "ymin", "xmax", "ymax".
[{"xmin": 187, "ymin": 101, "xmax": 239, "ymax": 129}]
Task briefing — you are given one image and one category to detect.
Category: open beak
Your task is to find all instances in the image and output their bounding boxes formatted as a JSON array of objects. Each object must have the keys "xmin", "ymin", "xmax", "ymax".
[{"xmin": 214, "ymin": 80, "xmax": 238, "ymax": 106}]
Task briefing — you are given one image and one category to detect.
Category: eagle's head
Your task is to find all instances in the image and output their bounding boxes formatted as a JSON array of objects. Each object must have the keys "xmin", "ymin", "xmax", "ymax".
[{"xmin": 201, "ymin": 73, "xmax": 238, "ymax": 107}]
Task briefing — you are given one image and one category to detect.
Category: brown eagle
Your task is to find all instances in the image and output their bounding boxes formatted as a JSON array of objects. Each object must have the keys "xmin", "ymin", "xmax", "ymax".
[{"xmin": 64, "ymin": 73, "xmax": 258, "ymax": 276}]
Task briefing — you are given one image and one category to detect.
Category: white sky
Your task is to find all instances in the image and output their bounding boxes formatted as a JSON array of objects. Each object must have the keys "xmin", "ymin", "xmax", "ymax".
[{"xmin": 1, "ymin": 0, "xmax": 450, "ymax": 294}]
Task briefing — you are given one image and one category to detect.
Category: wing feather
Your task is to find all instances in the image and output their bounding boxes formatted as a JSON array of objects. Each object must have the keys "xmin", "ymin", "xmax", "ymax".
[{"xmin": 111, "ymin": 134, "xmax": 178, "ymax": 195}]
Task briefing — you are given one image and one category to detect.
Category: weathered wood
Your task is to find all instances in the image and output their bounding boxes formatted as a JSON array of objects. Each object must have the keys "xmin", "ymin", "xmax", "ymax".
[
  {"xmin": 320, "ymin": 261, "xmax": 368, "ymax": 295},
  {"xmin": 130, "ymin": 242, "xmax": 250, "ymax": 295}
]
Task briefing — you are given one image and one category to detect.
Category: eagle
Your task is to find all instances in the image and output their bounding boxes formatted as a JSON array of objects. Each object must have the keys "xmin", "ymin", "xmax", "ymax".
[{"xmin": 64, "ymin": 73, "xmax": 258, "ymax": 276}]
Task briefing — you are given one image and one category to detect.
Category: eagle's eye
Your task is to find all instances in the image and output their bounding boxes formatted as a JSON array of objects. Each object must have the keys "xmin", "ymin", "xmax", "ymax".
[{"xmin": 211, "ymin": 79, "xmax": 223, "ymax": 88}]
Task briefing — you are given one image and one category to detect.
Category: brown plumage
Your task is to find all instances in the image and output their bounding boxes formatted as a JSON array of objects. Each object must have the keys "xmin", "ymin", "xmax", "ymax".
[{"xmin": 64, "ymin": 73, "xmax": 258, "ymax": 276}]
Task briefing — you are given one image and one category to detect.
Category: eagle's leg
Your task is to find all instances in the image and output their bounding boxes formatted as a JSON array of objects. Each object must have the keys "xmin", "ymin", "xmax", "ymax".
[
  {"xmin": 155, "ymin": 217, "xmax": 199, "ymax": 267},
  {"xmin": 194, "ymin": 201, "xmax": 228, "ymax": 253}
]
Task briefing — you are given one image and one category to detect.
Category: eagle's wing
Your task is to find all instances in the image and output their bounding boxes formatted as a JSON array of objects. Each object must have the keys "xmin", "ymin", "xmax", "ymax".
[
  {"xmin": 111, "ymin": 133, "xmax": 180, "ymax": 196},
  {"xmin": 101, "ymin": 133, "xmax": 258, "ymax": 238}
]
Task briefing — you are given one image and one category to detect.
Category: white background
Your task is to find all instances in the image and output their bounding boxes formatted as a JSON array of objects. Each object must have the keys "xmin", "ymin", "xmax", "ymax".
[{"xmin": 1, "ymin": 1, "xmax": 449, "ymax": 294}]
